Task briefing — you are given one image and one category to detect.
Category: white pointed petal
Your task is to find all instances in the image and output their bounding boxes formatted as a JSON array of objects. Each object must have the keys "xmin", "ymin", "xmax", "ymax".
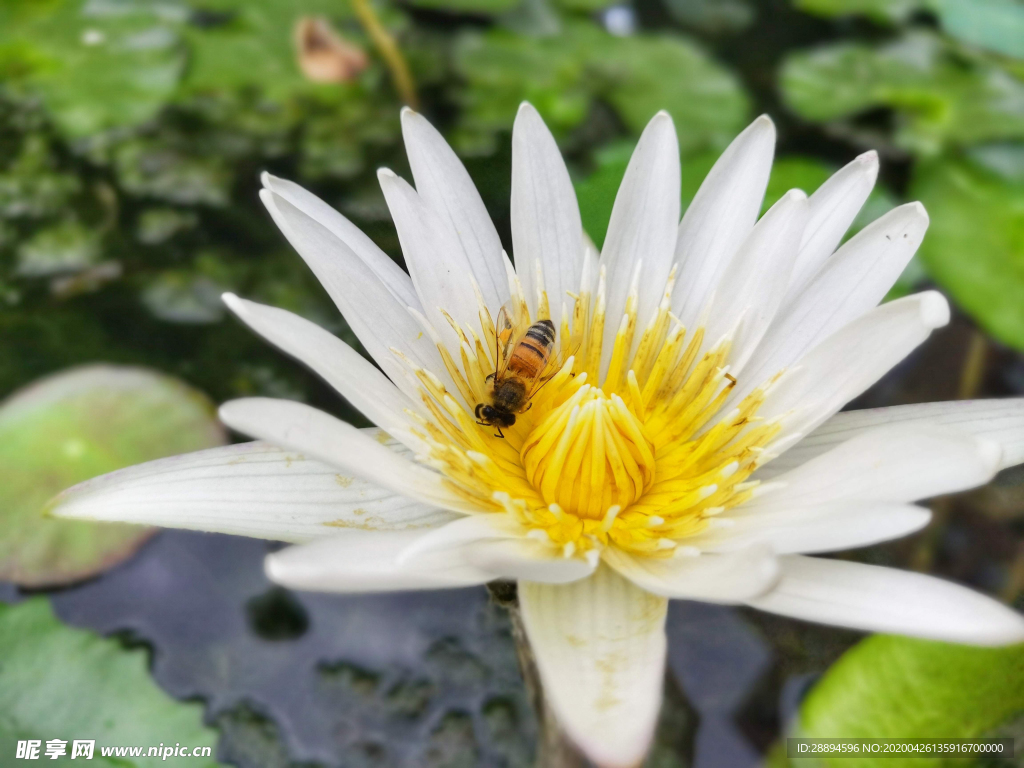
[
  {"xmin": 260, "ymin": 190, "xmax": 439, "ymax": 395},
  {"xmin": 599, "ymin": 112, "xmax": 680, "ymax": 376},
  {"xmin": 748, "ymin": 556, "xmax": 1024, "ymax": 646},
  {"xmin": 755, "ymin": 291, "xmax": 950, "ymax": 436},
  {"xmin": 703, "ymin": 189, "xmax": 808, "ymax": 372},
  {"xmin": 401, "ymin": 108, "xmax": 507, "ymax": 313},
  {"xmin": 785, "ymin": 150, "xmax": 879, "ymax": 296},
  {"xmin": 673, "ymin": 115, "xmax": 776, "ymax": 330},
  {"xmin": 753, "ymin": 425, "xmax": 1000, "ymax": 509},
  {"xmin": 519, "ymin": 567, "xmax": 668, "ymax": 768},
  {"xmin": 511, "ymin": 102, "xmax": 584, "ymax": 327},
  {"xmin": 603, "ymin": 545, "xmax": 779, "ymax": 603},
  {"xmin": 706, "ymin": 502, "xmax": 931, "ymax": 555},
  {"xmin": 50, "ymin": 440, "xmax": 456, "ymax": 542},
  {"xmin": 744, "ymin": 202, "xmax": 929, "ymax": 388},
  {"xmin": 260, "ymin": 173, "xmax": 420, "ymax": 309},
  {"xmin": 218, "ymin": 398, "xmax": 468, "ymax": 512},
  {"xmin": 265, "ymin": 529, "xmax": 492, "ymax": 593},
  {"xmin": 377, "ymin": 168, "xmax": 484, "ymax": 353},
  {"xmin": 758, "ymin": 399, "xmax": 1024, "ymax": 480},
  {"xmin": 223, "ymin": 294, "xmax": 421, "ymax": 445}
]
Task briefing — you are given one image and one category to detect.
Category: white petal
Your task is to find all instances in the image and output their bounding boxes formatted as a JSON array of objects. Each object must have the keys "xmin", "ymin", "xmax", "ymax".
[
  {"xmin": 705, "ymin": 502, "xmax": 931, "ymax": 555},
  {"xmin": 260, "ymin": 189, "xmax": 440, "ymax": 395},
  {"xmin": 260, "ymin": 173, "xmax": 421, "ymax": 309},
  {"xmin": 401, "ymin": 108, "xmax": 507, "ymax": 313},
  {"xmin": 467, "ymin": 538, "xmax": 596, "ymax": 583},
  {"xmin": 603, "ymin": 545, "xmax": 779, "ymax": 602},
  {"xmin": 755, "ymin": 291, "xmax": 950, "ymax": 437},
  {"xmin": 223, "ymin": 294, "xmax": 421, "ymax": 446},
  {"xmin": 519, "ymin": 567, "xmax": 668, "ymax": 768},
  {"xmin": 511, "ymin": 102, "xmax": 584, "ymax": 327},
  {"xmin": 743, "ymin": 202, "xmax": 929, "ymax": 389},
  {"xmin": 265, "ymin": 529, "xmax": 492, "ymax": 593},
  {"xmin": 218, "ymin": 398, "xmax": 469, "ymax": 512},
  {"xmin": 785, "ymin": 150, "xmax": 879, "ymax": 297},
  {"xmin": 49, "ymin": 440, "xmax": 455, "ymax": 542},
  {"xmin": 758, "ymin": 399, "xmax": 1024, "ymax": 480},
  {"xmin": 673, "ymin": 115, "xmax": 775, "ymax": 330},
  {"xmin": 377, "ymin": 168, "xmax": 485, "ymax": 355},
  {"xmin": 703, "ymin": 189, "xmax": 808, "ymax": 372},
  {"xmin": 752, "ymin": 425, "xmax": 1001, "ymax": 510},
  {"xmin": 748, "ymin": 555, "xmax": 1024, "ymax": 646},
  {"xmin": 599, "ymin": 112, "xmax": 680, "ymax": 377},
  {"xmin": 397, "ymin": 514, "xmax": 596, "ymax": 584}
]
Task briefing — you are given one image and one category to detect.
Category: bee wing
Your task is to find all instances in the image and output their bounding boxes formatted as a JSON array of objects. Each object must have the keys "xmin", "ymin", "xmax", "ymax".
[{"xmin": 494, "ymin": 304, "xmax": 518, "ymax": 377}]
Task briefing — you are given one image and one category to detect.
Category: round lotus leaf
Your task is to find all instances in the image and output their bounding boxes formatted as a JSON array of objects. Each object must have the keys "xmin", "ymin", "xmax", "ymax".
[{"xmin": 0, "ymin": 365, "xmax": 225, "ymax": 587}]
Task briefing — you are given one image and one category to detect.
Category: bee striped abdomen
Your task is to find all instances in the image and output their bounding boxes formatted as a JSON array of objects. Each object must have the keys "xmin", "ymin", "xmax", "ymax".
[{"xmin": 508, "ymin": 319, "xmax": 555, "ymax": 377}]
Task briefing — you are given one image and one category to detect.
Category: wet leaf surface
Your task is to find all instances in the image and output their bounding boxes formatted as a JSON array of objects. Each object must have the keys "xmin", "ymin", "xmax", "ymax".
[
  {"xmin": 0, "ymin": 365, "xmax": 225, "ymax": 587},
  {"xmin": 0, "ymin": 598, "xmax": 222, "ymax": 767}
]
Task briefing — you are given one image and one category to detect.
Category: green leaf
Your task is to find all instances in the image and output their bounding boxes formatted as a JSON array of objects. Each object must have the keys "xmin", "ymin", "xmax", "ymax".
[
  {"xmin": 795, "ymin": 0, "xmax": 1024, "ymax": 59},
  {"xmin": 453, "ymin": 21, "xmax": 747, "ymax": 154},
  {"xmin": 0, "ymin": 365, "xmax": 225, "ymax": 587},
  {"xmin": 780, "ymin": 32, "xmax": 1024, "ymax": 154},
  {"xmin": 798, "ymin": 634, "xmax": 1024, "ymax": 767},
  {"xmin": 0, "ymin": 0, "xmax": 186, "ymax": 137},
  {"xmin": 405, "ymin": 0, "xmax": 520, "ymax": 14},
  {"xmin": 179, "ymin": 0, "xmax": 367, "ymax": 101},
  {"xmin": 793, "ymin": 0, "xmax": 921, "ymax": 23},
  {"xmin": 593, "ymin": 34, "xmax": 749, "ymax": 151},
  {"xmin": 453, "ymin": 23, "xmax": 597, "ymax": 154},
  {"xmin": 0, "ymin": 598, "xmax": 223, "ymax": 766},
  {"xmin": 931, "ymin": 0, "xmax": 1024, "ymax": 59},
  {"xmin": 912, "ymin": 156, "xmax": 1024, "ymax": 350}
]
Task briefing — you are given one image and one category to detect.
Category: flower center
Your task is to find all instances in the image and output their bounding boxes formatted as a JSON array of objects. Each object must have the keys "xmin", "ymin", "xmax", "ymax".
[
  {"xmin": 396, "ymin": 262, "xmax": 782, "ymax": 559},
  {"xmin": 521, "ymin": 385, "xmax": 654, "ymax": 521}
]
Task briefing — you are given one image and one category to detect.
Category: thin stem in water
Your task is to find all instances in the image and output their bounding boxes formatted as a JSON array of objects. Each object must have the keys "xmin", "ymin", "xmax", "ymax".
[{"xmin": 350, "ymin": 0, "xmax": 419, "ymax": 108}]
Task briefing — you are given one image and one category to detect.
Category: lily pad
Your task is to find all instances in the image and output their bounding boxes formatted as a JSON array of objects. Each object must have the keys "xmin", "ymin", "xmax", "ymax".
[
  {"xmin": 453, "ymin": 20, "xmax": 747, "ymax": 154},
  {"xmin": 0, "ymin": 0, "xmax": 186, "ymax": 138},
  {"xmin": 912, "ymin": 156, "xmax": 1024, "ymax": 351},
  {"xmin": 780, "ymin": 32, "xmax": 1024, "ymax": 154},
  {"xmin": 798, "ymin": 633, "xmax": 1024, "ymax": 767},
  {"xmin": 0, "ymin": 598, "xmax": 222, "ymax": 767},
  {"xmin": 0, "ymin": 365, "xmax": 225, "ymax": 587}
]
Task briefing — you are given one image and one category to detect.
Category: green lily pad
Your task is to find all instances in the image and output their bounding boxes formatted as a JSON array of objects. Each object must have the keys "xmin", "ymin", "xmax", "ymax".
[
  {"xmin": 179, "ymin": 0, "xmax": 368, "ymax": 102},
  {"xmin": 798, "ymin": 634, "xmax": 1024, "ymax": 767},
  {"xmin": 594, "ymin": 33, "xmax": 749, "ymax": 148},
  {"xmin": 0, "ymin": 0, "xmax": 186, "ymax": 138},
  {"xmin": 795, "ymin": 0, "xmax": 1024, "ymax": 59},
  {"xmin": 780, "ymin": 32, "xmax": 1024, "ymax": 154},
  {"xmin": 0, "ymin": 365, "xmax": 225, "ymax": 587},
  {"xmin": 912, "ymin": 156, "xmax": 1024, "ymax": 351},
  {"xmin": 453, "ymin": 20, "xmax": 747, "ymax": 154},
  {"xmin": 0, "ymin": 598, "xmax": 223, "ymax": 767}
]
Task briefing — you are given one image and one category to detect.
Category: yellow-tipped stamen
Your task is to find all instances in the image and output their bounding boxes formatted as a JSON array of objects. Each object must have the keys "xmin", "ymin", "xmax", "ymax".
[{"xmin": 402, "ymin": 268, "xmax": 780, "ymax": 559}]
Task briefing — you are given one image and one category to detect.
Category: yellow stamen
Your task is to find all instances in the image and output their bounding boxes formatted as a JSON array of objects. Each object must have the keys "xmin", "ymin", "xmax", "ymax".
[{"xmin": 403, "ymin": 266, "xmax": 780, "ymax": 559}]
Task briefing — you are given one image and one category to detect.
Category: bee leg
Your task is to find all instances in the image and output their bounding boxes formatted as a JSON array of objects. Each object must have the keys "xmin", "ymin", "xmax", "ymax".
[
  {"xmin": 525, "ymin": 402, "xmax": 533, "ymax": 412},
  {"xmin": 494, "ymin": 426, "xmax": 505, "ymax": 439}
]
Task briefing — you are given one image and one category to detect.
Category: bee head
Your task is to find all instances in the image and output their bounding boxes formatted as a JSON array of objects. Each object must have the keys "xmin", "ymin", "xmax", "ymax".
[{"xmin": 475, "ymin": 403, "xmax": 516, "ymax": 428}]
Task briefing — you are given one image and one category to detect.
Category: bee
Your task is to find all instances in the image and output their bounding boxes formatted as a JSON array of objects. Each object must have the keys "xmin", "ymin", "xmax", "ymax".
[{"xmin": 475, "ymin": 306, "xmax": 565, "ymax": 438}]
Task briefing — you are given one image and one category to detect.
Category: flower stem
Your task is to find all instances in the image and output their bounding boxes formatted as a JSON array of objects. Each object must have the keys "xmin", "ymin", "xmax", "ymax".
[
  {"xmin": 488, "ymin": 582, "xmax": 589, "ymax": 768},
  {"xmin": 350, "ymin": 0, "xmax": 419, "ymax": 108}
]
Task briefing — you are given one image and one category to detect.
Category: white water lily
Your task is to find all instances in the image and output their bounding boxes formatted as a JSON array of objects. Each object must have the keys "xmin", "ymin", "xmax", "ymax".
[{"xmin": 54, "ymin": 105, "xmax": 1024, "ymax": 766}]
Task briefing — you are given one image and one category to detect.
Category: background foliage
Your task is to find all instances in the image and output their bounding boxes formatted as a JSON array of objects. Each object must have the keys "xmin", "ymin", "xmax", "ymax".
[{"xmin": 2, "ymin": 0, "xmax": 1024, "ymax": 765}]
